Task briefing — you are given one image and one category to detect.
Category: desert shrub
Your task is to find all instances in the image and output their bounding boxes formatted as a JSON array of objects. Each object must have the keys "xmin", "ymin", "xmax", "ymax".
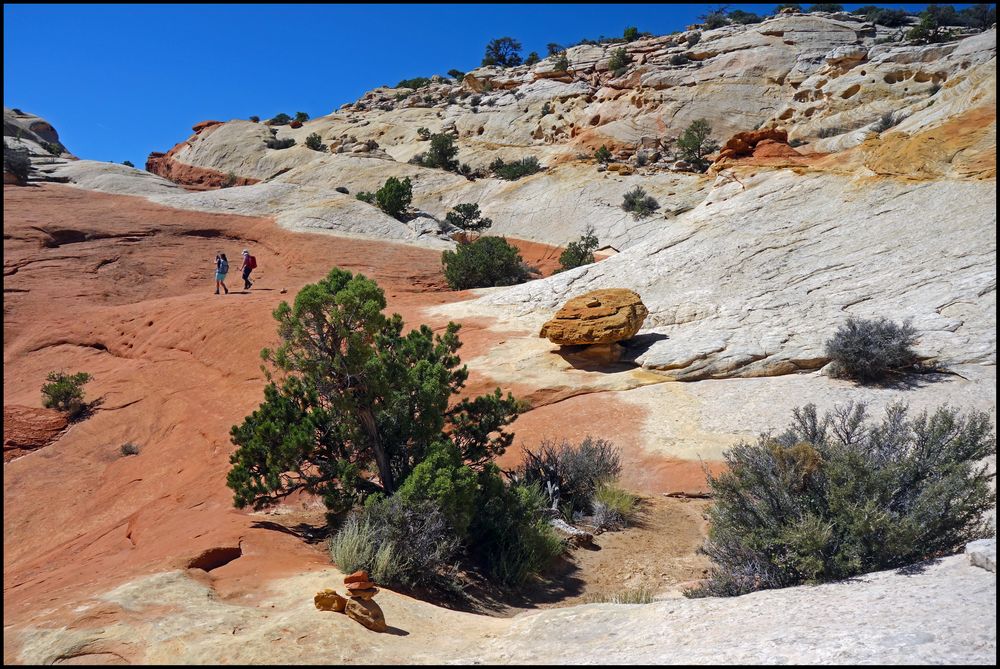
[
  {"xmin": 583, "ymin": 586, "xmax": 654, "ymax": 604},
  {"xmin": 441, "ymin": 236, "xmax": 531, "ymax": 289},
  {"xmin": 4, "ymin": 144, "xmax": 31, "ymax": 182},
  {"xmin": 482, "ymin": 36, "xmax": 523, "ymax": 67},
  {"xmin": 957, "ymin": 4, "xmax": 996, "ymax": 30},
  {"xmin": 122, "ymin": 160, "xmax": 135, "ymax": 167},
  {"xmin": 395, "ymin": 91, "xmax": 410, "ymax": 102},
  {"xmin": 294, "ymin": 111, "xmax": 309, "ymax": 123},
  {"xmin": 670, "ymin": 53, "xmax": 690, "ymax": 66},
  {"xmin": 817, "ymin": 126, "xmax": 844, "ymax": 138},
  {"xmin": 728, "ymin": 9, "xmax": 763, "ymax": 24},
  {"xmin": 328, "ymin": 514, "xmax": 377, "ymax": 574},
  {"xmin": 788, "ymin": 138, "xmax": 807, "ymax": 147},
  {"xmin": 676, "ymin": 119, "xmax": 719, "ymax": 171},
  {"xmin": 447, "ymin": 69, "xmax": 465, "ymax": 81},
  {"xmin": 41, "ymin": 141, "xmax": 63, "ymax": 156},
  {"xmin": 547, "ymin": 42, "xmax": 564, "ymax": 56},
  {"xmin": 368, "ymin": 176, "xmax": 413, "ymax": 220},
  {"xmin": 608, "ymin": 47, "xmax": 631, "ymax": 77},
  {"xmin": 355, "ymin": 191, "xmax": 375, "ymax": 204},
  {"xmin": 363, "ymin": 494, "xmax": 462, "ymax": 586},
  {"xmin": 623, "ymin": 26, "xmax": 640, "ymax": 41},
  {"xmin": 552, "ymin": 51, "xmax": 570, "ymax": 72},
  {"xmin": 416, "ymin": 127, "xmax": 431, "ymax": 141},
  {"xmin": 872, "ymin": 112, "xmax": 900, "ymax": 134},
  {"xmin": 445, "ymin": 202, "xmax": 493, "ymax": 236},
  {"xmin": 418, "ymin": 133, "xmax": 460, "ymax": 171},
  {"xmin": 540, "ymin": 102, "xmax": 553, "ymax": 117},
  {"xmin": 468, "ymin": 472, "xmax": 565, "ymax": 585},
  {"xmin": 824, "ymin": 316, "xmax": 919, "ymax": 382},
  {"xmin": 41, "ymin": 371, "xmax": 92, "ymax": 419},
  {"xmin": 226, "ymin": 268, "xmax": 519, "ymax": 512},
  {"xmin": 513, "ymin": 436, "xmax": 622, "ymax": 517},
  {"xmin": 689, "ymin": 402, "xmax": 996, "ymax": 597},
  {"xmin": 775, "ymin": 3, "xmax": 803, "ymax": 11},
  {"xmin": 396, "ymin": 76, "xmax": 431, "ymax": 89},
  {"xmin": 489, "ymin": 156, "xmax": 542, "ymax": 180},
  {"xmin": 221, "ymin": 171, "xmax": 237, "ymax": 188},
  {"xmin": 469, "ymin": 94, "xmax": 482, "ymax": 107},
  {"xmin": 267, "ymin": 113, "xmax": 291, "ymax": 125},
  {"xmin": 525, "ymin": 51, "xmax": 540, "ymax": 66},
  {"xmin": 557, "ymin": 226, "xmax": 599, "ymax": 272},
  {"xmin": 807, "ymin": 3, "xmax": 844, "ymax": 12},
  {"xmin": 854, "ymin": 6, "xmax": 910, "ymax": 26},
  {"xmin": 265, "ymin": 137, "xmax": 296, "ymax": 150},
  {"xmin": 304, "ymin": 132, "xmax": 327, "ymax": 151},
  {"xmin": 395, "ymin": 442, "xmax": 479, "ymax": 537},
  {"xmin": 906, "ymin": 14, "xmax": 954, "ymax": 43},
  {"xmin": 249, "ymin": 115, "xmax": 260, "ymax": 123},
  {"xmin": 635, "ymin": 152, "xmax": 648, "ymax": 167},
  {"xmin": 701, "ymin": 9, "xmax": 730, "ymax": 29},
  {"xmin": 120, "ymin": 442, "xmax": 141, "ymax": 457},
  {"xmin": 594, "ymin": 145, "xmax": 612, "ymax": 164},
  {"xmin": 621, "ymin": 186, "xmax": 659, "ymax": 218},
  {"xmin": 686, "ymin": 31, "xmax": 701, "ymax": 46},
  {"xmin": 591, "ymin": 483, "xmax": 640, "ymax": 531}
]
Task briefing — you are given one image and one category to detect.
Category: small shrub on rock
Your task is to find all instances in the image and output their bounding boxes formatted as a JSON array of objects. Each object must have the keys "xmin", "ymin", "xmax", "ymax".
[
  {"xmin": 396, "ymin": 76, "xmax": 431, "ymax": 89},
  {"xmin": 304, "ymin": 132, "xmax": 327, "ymax": 151},
  {"xmin": 357, "ymin": 176, "xmax": 412, "ymax": 220},
  {"xmin": 445, "ymin": 202, "xmax": 493, "ymax": 237},
  {"xmin": 557, "ymin": 227, "xmax": 599, "ymax": 272},
  {"xmin": 265, "ymin": 137, "xmax": 296, "ymax": 150},
  {"xmin": 122, "ymin": 160, "xmax": 135, "ymax": 167},
  {"xmin": 872, "ymin": 112, "xmax": 899, "ymax": 134},
  {"xmin": 824, "ymin": 316, "xmax": 919, "ymax": 382},
  {"xmin": 416, "ymin": 127, "xmax": 431, "ymax": 141},
  {"xmin": 267, "ymin": 113, "xmax": 291, "ymax": 126},
  {"xmin": 447, "ymin": 69, "xmax": 465, "ymax": 81},
  {"xmin": 513, "ymin": 436, "xmax": 622, "ymax": 517},
  {"xmin": 294, "ymin": 111, "xmax": 310, "ymax": 123},
  {"xmin": 676, "ymin": 119, "xmax": 719, "ymax": 171},
  {"xmin": 120, "ymin": 442, "xmax": 141, "ymax": 457},
  {"xmin": 441, "ymin": 236, "xmax": 531, "ymax": 289},
  {"xmin": 41, "ymin": 370, "xmax": 92, "ymax": 419},
  {"xmin": 41, "ymin": 141, "xmax": 63, "ymax": 156},
  {"xmin": 489, "ymin": 156, "xmax": 542, "ymax": 180},
  {"xmin": 591, "ymin": 483, "xmax": 640, "ymax": 531},
  {"xmin": 249, "ymin": 115, "xmax": 260, "ymax": 123},
  {"xmin": 4, "ymin": 144, "xmax": 31, "ymax": 183},
  {"xmin": 608, "ymin": 47, "xmax": 631, "ymax": 77},
  {"xmin": 552, "ymin": 51, "xmax": 570, "ymax": 72},
  {"xmin": 621, "ymin": 186, "xmax": 659, "ymax": 218},
  {"xmin": 594, "ymin": 145, "xmax": 612, "ymax": 164},
  {"xmin": 689, "ymin": 402, "xmax": 996, "ymax": 597},
  {"xmin": 525, "ymin": 51, "xmax": 540, "ymax": 66}
]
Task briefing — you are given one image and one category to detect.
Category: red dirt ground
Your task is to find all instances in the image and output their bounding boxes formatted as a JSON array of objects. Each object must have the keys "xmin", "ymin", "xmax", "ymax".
[{"xmin": 3, "ymin": 184, "xmax": 717, "ymax": 639}]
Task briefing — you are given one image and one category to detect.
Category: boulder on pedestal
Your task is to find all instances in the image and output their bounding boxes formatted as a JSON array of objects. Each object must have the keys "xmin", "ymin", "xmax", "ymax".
[{"xmin": 540, "ymin": 289, "xmax": 648, "ymax": 346}]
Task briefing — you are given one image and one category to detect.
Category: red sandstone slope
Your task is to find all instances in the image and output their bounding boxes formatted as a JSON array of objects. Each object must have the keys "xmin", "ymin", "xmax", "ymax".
[{"xmin": 3, "ymin": 184, "xmax": 704, "ymax": 637}]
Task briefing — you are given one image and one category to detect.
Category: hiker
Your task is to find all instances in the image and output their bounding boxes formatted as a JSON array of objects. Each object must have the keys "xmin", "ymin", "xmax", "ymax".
[
  {"xmin": 240, "ymin": 249, "xmax": 257, "ymax": 290},
  {"xmin": 215, "ymin": 252, "xmax": 229, "ymax": 295}
]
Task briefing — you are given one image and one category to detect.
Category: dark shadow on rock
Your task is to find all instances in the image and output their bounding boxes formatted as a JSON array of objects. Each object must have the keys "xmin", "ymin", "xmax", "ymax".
[
  {"xmin": 619, "ymin": 332, "xmax": 669, "ymax": 359},
  {"xmin": 383, "ymin": 626, "xmax": 409, "ymax": 636},
  {"xmin": 250, "ymin": 520, "xmax": 331, "ymax": 544},
  {"xmin": 554, "ymin": 344, "xmax": 638, "ymax": 372},
  {"xmin": 843, "ymin": 364, "xmax": 960, "ymax": 391}
]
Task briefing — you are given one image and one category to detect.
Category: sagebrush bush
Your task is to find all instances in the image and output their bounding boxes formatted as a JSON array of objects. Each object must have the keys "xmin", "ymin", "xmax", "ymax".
[
  {"xmin": 489, "ymin": 156, "xmax": 542, "ymax": 180},
  {"xmin": 328, "ymin": 514, "xmax": 377, "ymax": 574},
  {"xmin": 872, "ymin": 112, "xmax": 899, "ymax": 134},
  {"xmin": 41, "ymin": 371, "xmax": 92, "ymax": 419},
  {"xmin": 689, "ymin": 402, "xmax": 996, "ymax": 598},
  {"xmin": 825, "ymin": 316, "xmax": 919, "ymax": 382},
  {"xmin": 364, "ymin": 495, "xmax": 461, "ymax": 586},
  {"xmin": 441, "ymin": 236, "xmax": 531, "ymax": 289},
  {"xmin": 621, "ymin": 186, "xmax": 659, "ymax": 218},
  {"xmin": 265, "ymin": 137, "xmax": 296, "ymax": 150},
  {"xmin": 594, "ymin": 145, "xmax": 612, "ymax": 164},
  {"xmin": 120, "ymin": 442, "xmax": 141, "ymax": 456},
  {"xmin": 513, "ymin": 436, "xmax": 622, "ymax": 518},
  {"xmin": 591, "ymin": 483, "xmax": 640, "ymax": 531}
]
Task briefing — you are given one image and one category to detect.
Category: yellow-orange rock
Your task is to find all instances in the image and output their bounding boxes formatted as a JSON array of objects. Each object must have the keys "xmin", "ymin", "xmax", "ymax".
[
  {"xmin": 313, "ymin": 589, "xmax": 347, "ymax": 612},
  {"xmin": 345, "ymin": 597, "xmax": 387, "ymax": 632},
  {"xmin": 349, "ymin": 587, "xmax": 379, "ymax": 600},
  {"xmin": 539, "ymin": 289, "xmax": 648, "ymax": 345},
  {"xmin": 343, "ymin": 570, "xmax": 369, "ymax": 584}
]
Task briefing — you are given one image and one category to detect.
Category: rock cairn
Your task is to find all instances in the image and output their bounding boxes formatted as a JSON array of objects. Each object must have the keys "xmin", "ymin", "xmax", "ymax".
[{"xmin": 314, "ymin": 570, "xmax": 387, "ymax": 632}]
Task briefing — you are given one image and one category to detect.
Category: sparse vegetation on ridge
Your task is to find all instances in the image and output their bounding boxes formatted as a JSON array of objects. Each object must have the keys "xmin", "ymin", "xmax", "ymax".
[{"xmin": 41, "ymin": 371, "xmax": 92, "ymax": 419}]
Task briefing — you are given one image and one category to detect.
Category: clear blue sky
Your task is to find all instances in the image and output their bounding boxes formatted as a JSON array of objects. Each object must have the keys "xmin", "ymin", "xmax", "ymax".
[{"xmin": 3, "ymin": 3, "xmax": 971, "ymax": 168}]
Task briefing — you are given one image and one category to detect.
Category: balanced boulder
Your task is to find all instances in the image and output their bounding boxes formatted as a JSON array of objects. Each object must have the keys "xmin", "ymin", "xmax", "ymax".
[{"xmin": 540, "ymin": 289, "xmax": 648, "ymax": 345}]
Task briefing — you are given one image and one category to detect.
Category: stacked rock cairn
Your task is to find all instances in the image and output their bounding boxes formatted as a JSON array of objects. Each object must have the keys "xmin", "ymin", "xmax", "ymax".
[{"xmin": 313, "ymin": 569, "xmax": 387, "ymax": 633}]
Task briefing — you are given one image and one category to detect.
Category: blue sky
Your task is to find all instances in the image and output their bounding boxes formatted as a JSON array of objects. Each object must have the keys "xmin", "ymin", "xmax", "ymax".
[{"xmin": 3, "ymin": 3, "xmax": 973, "ymax": 167}]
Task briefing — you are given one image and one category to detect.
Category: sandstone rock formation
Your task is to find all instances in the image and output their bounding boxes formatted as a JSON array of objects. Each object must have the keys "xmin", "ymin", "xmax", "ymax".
[
  {"xmin": 340, "ymin": 570, "xmax": 386, "ymax": 631},
  {"xmin": 2, "ymin": 406, "xmax": 68, "ymax": 462},
  {"xmin": 313, "ymin": 589, "xmax": 347, "ymax": 612},
  {"xmin": 540, "ymin": 289, "xmax": 648, "ymax": 345}
]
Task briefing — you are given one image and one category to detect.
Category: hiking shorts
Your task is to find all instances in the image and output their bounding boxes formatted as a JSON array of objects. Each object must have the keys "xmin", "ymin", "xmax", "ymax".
[{"xmin": 216, "ymin": 272, "xmax": 227, "ymax": 282}]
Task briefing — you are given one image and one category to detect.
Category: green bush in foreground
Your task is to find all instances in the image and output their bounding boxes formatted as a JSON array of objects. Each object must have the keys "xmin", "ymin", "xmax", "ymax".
[
  {"xmin": 689, "ymin": 402, "xmax": 996, "ymax": 597},
  {"xmin": 442, "ymin": 236, "xmax": 531, "ymax": 289},
  {"xmin": 41, "ymin": 371, "xmax": 92, "ymax": 419}
]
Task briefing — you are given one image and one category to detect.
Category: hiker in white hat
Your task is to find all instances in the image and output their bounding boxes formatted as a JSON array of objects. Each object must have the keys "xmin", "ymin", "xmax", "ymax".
[{"xmin": 239, "ymin": 249, "xmax": 257, "ymax": 290}]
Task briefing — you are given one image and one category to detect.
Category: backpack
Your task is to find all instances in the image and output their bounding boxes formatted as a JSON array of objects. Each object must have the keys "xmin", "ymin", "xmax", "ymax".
[
  {"xmin": 219, "ymin": 258, "xmax": 229, "ymax": 274},
  {"xmin": 248, "ymin": 255, "xmax": 257, "ymax": 269}
]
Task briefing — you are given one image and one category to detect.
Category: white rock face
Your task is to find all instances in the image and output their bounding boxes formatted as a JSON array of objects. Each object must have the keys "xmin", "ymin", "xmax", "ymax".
[
  {"xmin": 466, "ymin": 170, "xmax": 996, "ymax": 379},
  {"xmin": 967, "ymin": 538, "xmax": 997, "ymax": 572}
]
